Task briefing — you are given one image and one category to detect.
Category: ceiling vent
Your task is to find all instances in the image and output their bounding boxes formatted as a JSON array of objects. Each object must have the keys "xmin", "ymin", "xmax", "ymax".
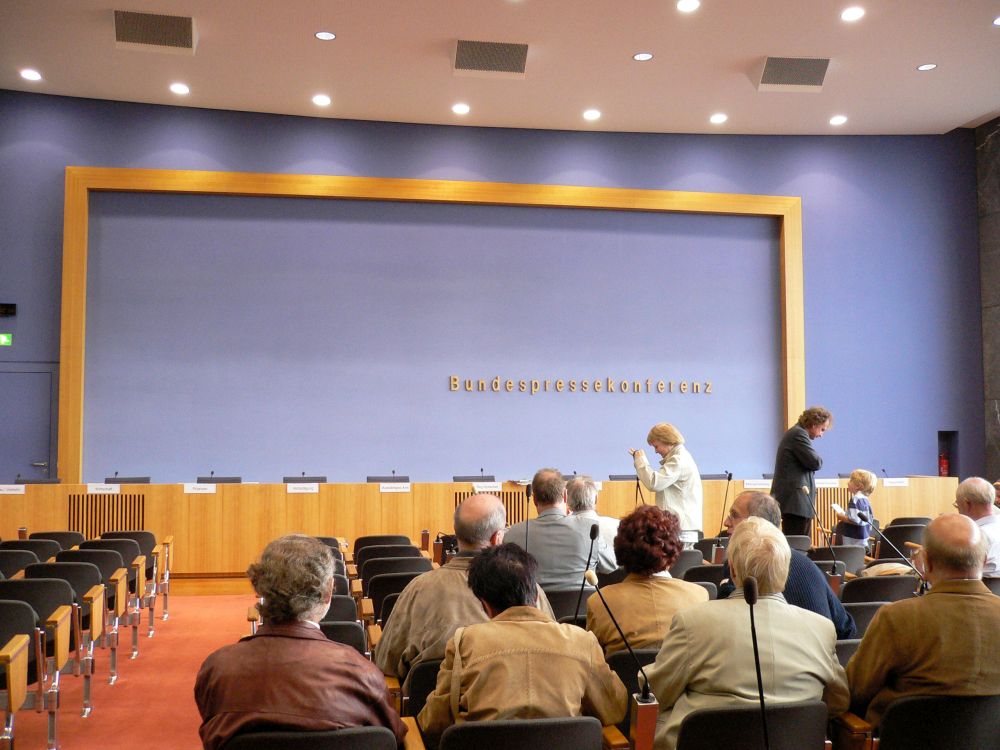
[
  {"xmin": 453, "ymin": 40, "xmax": 528, "ymax": 79},
  {"xmin": 113, "ymin": 10, "xmax": 197, "ymax": 54},
  {"xmin": 751, "ymin": 57, "xmax": 829, "ymax": 92}
]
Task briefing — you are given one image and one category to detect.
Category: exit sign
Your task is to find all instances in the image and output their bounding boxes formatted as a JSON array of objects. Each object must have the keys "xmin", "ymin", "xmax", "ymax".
[{"xmin": 0, "ymin": 333, "xmax": 11, "ymax": 346}]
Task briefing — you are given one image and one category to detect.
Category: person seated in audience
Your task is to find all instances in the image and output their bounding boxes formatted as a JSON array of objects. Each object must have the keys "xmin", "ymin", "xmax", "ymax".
[
  {"xmin": 417, "ymin": 543, "xmax": 627, "ymax": 747},
  {"xmin": 586, "ymin": 505, "xmax": 708, "ymax": 656},
  {"xmin": 505, "ymin": 468, "xmax": 616, "ymax": 590},
  {"xmin": 375, "ymin": 493, "xmax": 554, "ymax": 690},
  {"xmin": 645, "ymin": 517, "xmax": 849, "ymax": 750},
  {"xmin": 194, "ymin": 535, "xmax": 406, "ymax": 750},
  {"xmin": 835, "ymin": 468, "xmax": 875, "ymax": 548},
  {"xmin": 846, "ymin": 513, "xmax": 1000, "ymax": 726},
  {"xmin": 719, "ymin": 491, "xmax": 857, "ymax": 639},
  {"xmin": 954, "ymin": 477, "xmax": 1000, "ymax": 577},
  {"xmin": 567, "ymin": 475, "xmax": 619, "ymax": 561}
]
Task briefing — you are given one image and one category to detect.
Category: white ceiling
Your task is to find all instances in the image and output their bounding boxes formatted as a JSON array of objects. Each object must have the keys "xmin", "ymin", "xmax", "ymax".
[{"xmin": 2, "ymin": 0, "xmax": 998, "ymax": 135}]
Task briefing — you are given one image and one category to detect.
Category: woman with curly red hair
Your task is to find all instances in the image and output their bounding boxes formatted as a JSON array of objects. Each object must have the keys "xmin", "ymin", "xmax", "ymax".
[{"xmin": 586, "ymin": 505, "xmax": 708, "ymax": 656}]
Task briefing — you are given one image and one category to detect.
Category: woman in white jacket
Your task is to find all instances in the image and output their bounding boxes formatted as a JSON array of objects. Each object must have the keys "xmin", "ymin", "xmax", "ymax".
[{"xmin": 629, "ymin": 422, "xmax": 703, "ymax": 535}]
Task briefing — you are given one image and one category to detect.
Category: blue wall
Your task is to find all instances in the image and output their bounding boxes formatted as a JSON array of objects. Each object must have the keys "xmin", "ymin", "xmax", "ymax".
[{"xmin": 0, "ymin": 90, "xmax": 984, "ymax": 481}]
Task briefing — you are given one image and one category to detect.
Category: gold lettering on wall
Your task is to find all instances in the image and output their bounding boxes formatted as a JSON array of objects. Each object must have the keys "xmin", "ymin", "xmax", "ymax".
[{"xmin": 448, "ymin": 375, "xmax": 714, "ymax": 395}]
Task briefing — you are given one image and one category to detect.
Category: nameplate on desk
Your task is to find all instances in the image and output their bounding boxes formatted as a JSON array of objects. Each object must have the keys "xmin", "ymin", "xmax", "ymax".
[
  {"xmin": 0, "ymin": 485, "xmax": 26, "ymax": 495},
  {"xmin": 882, "ymin": 477, "xmax": 910, "ymax": 487},
  {"xmin": 742, "ymin": 479, "xmax": 772, "ymax": 489},
  {"xmin": 380, "ymin": 482, "xmax": 411, "ymax": 493},
  {"xmin": 286, "ymin": 483, "xmax": 319, "ymax": 494},
  {"xmin": 87, "ymin": 483, "xmax": 119, "ymax": 494},
  {"xmin": 472, "ymin": 481, "xmax": 501, "ymax": 493},
  {"xmin": 816, "ymin": 479, "xmax": 840, "ymax": 489},
  {"xmin": 184, "ymin": 483, "xmax": 217, "ymax": 494}
]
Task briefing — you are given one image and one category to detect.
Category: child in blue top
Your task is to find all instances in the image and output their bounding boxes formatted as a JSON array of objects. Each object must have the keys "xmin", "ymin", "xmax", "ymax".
[{"xmin": 836, "ymin": 468, "xmax": 875, "ymax": 547}]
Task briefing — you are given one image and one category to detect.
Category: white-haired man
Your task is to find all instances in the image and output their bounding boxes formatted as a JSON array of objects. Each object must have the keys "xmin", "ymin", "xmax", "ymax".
[
  {"xmin": 567, "ymin": 475, "xmax": 619, "ymax": 561},
  {"xmin": 954, "ymin": 477, "xmax": 1000, "ymax": 577},
  {"xmin": 645, "ymin": 516, "xmax": 848, "ymax": 750}
]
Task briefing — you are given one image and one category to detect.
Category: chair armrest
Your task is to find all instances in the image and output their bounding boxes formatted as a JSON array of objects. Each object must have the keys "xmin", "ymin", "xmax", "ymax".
[
  {"xmin": 384, "ymin": 673, "xmax": 401, "ymax": 712},
  {"xmin": 110, "ymin": 567, "xmax": 129, "ymax": 617},
  {"xmin": 46, "ymin": 604, "xmax": 73, "ymax": 671},
  {"xmin": 402, "ymin": 716, "xmax": 425, "ymax": 750},
  {"xmin": 602, "ymin": 724, "xmax": 629, "ymax": 750},
  {"xmin": 132, "ymin": 554, "xmax": 147, "ymax": 597},
  {"xmin": 350, "ymin": 578, "xmax": 363, "ymax": 598},
  {"xmin": 161, "ymin": 535, "xmax": 174, "ymax": 574},
  {"xmin": 83, "ymin": 583, "xmax": 106, "ymax": 640},
  {"xmin": 0, "ymin": 634, "xmax": 30, "ymax": 713},
  {"xmin": 10, "ymin": 569, "xmax": 25, "ymax": 580},
  {"xmin": 346, "ymin": 563, "xmax": 358, "ymax": 578},
  {"xmin": 829, "ymin": 711, "xmax": 874, "ymax": 750},
  {"xmin": 367, "ymin": 623, "xmax": 383, "ymax": 650},
  {"xmin": 360, "ymin": 597, "xmax": 375, "ymax": 623},
  {"xmin": 247, "ymin": 606, "xmax": 260, "ymax": 623}
]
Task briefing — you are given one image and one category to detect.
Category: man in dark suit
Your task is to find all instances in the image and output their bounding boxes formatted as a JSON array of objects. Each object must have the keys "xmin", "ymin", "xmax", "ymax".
[{"xmin": 770, "ymin": 406, "xmax": 832, "ymax": 536}]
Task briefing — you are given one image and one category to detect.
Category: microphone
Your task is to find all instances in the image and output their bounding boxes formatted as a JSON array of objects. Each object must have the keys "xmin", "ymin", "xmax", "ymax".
[
  {"xmin": 113, "ymin": 470, "xmax": 119, "ymax": 480},
  {"xmin": 881, "ymin": 468, "xmax": 888, "ymax": 479},
  {"xmin": 480, "ymin": 467, "xmax": 484, "ymax": 478},
  {"xmin": 857, "ymin": 511, "xmax": 926, "ymax": 590},
  {"xmin": 743, "ymin": 576, "xmax": 770, "ymax": 750},
  {"xmin": 574, "ymin": 524, "xmax": 599, "ymax": 621},
  {"xmin": 210, "ymin": 470, "xmax": 215, "ymax": 480},
  {"xmin": 585, "ymin": 570, "xmax": 655, "ymax": 703},
  {"xmin": 717, "ymin": 470, "xmax": 734, "ymax": 534}
]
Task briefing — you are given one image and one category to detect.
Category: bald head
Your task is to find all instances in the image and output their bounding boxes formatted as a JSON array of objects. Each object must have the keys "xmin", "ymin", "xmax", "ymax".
[
  {"xmin": 453, "ymin": 493, "xmax": 507, "ymax": 551},
  {"xmin": 922, "ymin": 513, "xmax": 988, "ymax": 583}
]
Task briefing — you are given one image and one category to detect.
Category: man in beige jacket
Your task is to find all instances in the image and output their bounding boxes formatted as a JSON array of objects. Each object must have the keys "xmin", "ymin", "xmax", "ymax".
[{"xmin": 417, "ymin": 543, "xmax": 627, "ymax": 747}]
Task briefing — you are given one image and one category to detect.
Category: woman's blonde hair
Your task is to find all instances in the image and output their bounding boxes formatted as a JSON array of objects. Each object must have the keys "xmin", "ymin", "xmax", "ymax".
[{"xmin": 647, "ymin": 422, "xmax": 684, "ymax": 446}]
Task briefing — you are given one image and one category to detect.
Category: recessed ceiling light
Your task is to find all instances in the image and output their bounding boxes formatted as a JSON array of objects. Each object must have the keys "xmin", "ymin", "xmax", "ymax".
[
  {"xmin": 312, "ymin": 94, "xmax": 331, "ymax": 107},
  {"xmin": 20, "ymin": 68, "xmax": 42, "ymax": 81},
  {"xmin": 677, "ymin": 0, "xmax": 700, "ymax": 12},
  {"xmin": 916, "ymin": 63, "xmax": 937, "ymax": 72},
  {"xmin": 452, "ymin": 102, "xmax": 470, "ymax": 115},
  {"xmin": 633, "ymin": 52, "xmax": 654, "ymax": 62},
  {"xmin": 830, "ymin": 115, "xmax": 848, "ymax": 126},
  {"xmin": 583, "ymin": 109, "xmax": 601, "ymax": 121},
  {"xmin": 709, "ymin": 113, "xmax": 728, "ymax": 125},
  {"xmin": 993, "ymin": 15, "xmax": 1000, "ymax": 26},
  {"xmin": 315, "ymin": 31, "xmax": 336, "ymax": 41},
  {"xmin": 169, "ymin": 82, "xmax": 190, "ymax": 95},
  {"xmin": 841, "ymin": 6, "xmax": 865, "ymax": 22}
]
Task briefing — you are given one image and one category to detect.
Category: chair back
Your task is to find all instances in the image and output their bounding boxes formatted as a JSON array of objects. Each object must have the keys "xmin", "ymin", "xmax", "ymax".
[
  {"xmin": 29, "ymin": 531, "xmax": 85, "ymax": 550},
  {"xmin": 557, "ymin": 613, "xmax": 587, "ymax": 628},
  {"xmin": 807, "ymin": 545, "xmax": 866, "ymax": 576},
  {"xmin": 24, "ymin": 562, "xmax": 102, "ymax": 600},
  {"xmin": 402, "ymin": 658, "xmax": 442, "ymax": 716},
  {"xmin": 840, "ymin": 575, "xmax": 919, "ymax": 603},
  {"xmin": 676, "ymin": 700, "xmax": 828, "ymax": 750},
  {"xmin": 319, "ymin": 620, "xmax": 367, "ymax": 656},
  {"xmin": 368, "ymin": 572, "xmax": 424, "ymax": 618},
  {"xmin": 540, "ymin": 587, "xmax": 595, "ymax": 621},
  {"xmin": 80, "ymin": 538, "xmax": 141, "ymax": 565},
  {"xmin": 835, "ymin": 638, "xmax": 861, "ymax": 667},
  {"xmin": 691, "ymin": 581, "xmax": 717, "ymax": 600},
  {"xmin": 322, "ymin": 594, "xmax": 359, "ymax": 623},
  {"xmin": 606, "ymin": 647, "xmax": 659, "ymax": 697},
  {"xmin": 101, "ymin": 531, "xmax": 157, "ymax": 572},
  {"xmin": 333, "ymin": 558, "xmax": 346, "ymax": 577},
  {"xmin": 222, "ymin": 726, "xmax": 398, "ymax": 750},
  {"xmin": 332, "ymin": 573, "xmax": 350, "ymax": 596},
  {"xmin": 355, "ymin": 544, "xmax": 421, "ymax": 572},
  {"xmin": 876, "ymin": 525, "xmax": 925, "ymax": 559},
  {"xmin": 0, "ymin": 599, "xmax": 39, "ymax": 688},
  {"xmin": 982, "ymin": 577, "xmax": 1000, "ymax": 595},
  {"xmin": 693, "ymin": 537, "xmax": 728, "ymax": 562},
  {"xmin": 360, "ymin": 556, "xmax": 432, "ymax": 594},
  {"xmin": 669, "ymin": 549, "xmax": 705, "ymax": 578},
  {"xmin": 886, "ymin": 516, "xmax": 931, "ymax": 528},
  {"xmin": 596, "ymin": 567, "xmax": 628, "ymax": 587},
  {"xmin": 439, "ymin": 716, "xmax": 604, "ymax": 750},
  {"xmin": 56, "ymin": 549, "xmax": 126, "ymax": 582},
  {"xmin": 784, "ymin": 534, "xmax": 812, "ymax": 552},
  {"xmin": 315, "ymin": 537, "xmax": 345, "ymax": 561},
  {"xmin": 353, "ymin": 535, "xmax": 411, "ymax": 555},
  {"xmin": 842, "ymin": 601, "xmax": 886, "ymax": 636},
  {"xmin": 682, "ymin": 564, "xmax": 726, "ymax": 587},
  {"xmin": 0, "ymin": 539, "xmax": 61, "ymax": 562},
  {"xmin": 379, "ymin": 592, "xmax": 400, "ymax": 626},
  {"xmin": 0, "ymin": 549, "xmax": 40, "ymax": 578},
  {"xmin": 878, "ymin": 694, "xmax": 1000, "ymax": 750},
  {"xmin": 0, "ymin": 577, "xmax": 75, "ymax": 621}
]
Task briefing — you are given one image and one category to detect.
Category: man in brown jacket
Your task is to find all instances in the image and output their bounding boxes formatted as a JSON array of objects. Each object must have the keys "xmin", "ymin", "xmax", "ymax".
[
  {"xmin": 417, "ymin": 543, "xmax": 627, "ymax": 747},
  {"xmin": 846, "ymin": 514, "xmax": 1000, "ymax": 726},
  {"xmin": 195, "ymin": 535, "xmax": 406, "ymax": 749}
]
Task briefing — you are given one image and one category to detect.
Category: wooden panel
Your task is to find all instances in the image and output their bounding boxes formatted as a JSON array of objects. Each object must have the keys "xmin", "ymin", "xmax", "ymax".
[{"xmin": 58, "ymin": 166, "xmax": 804, "ymax": 483}]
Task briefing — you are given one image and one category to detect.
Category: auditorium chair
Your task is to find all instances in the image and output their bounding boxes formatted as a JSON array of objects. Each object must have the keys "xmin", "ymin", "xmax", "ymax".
[
  {"xmin": 675, "ymin": 700, "xmax": 828, "ymax": 750},
  {"xmin": 55, "ymin": 549, "xmax": 130, "ymax": 675},
  {"xmin": 401, "ymin": 658, "xmax": 442, "ymax": 717},
  {"xmin": 783, "ymin": 534, "xmax": 812, "ymax": 552},
  {"xmin": 0, "ymin": 600, "xmax": 35, "ymax": 750},
  {"xmin": 682, "ymin": 564, "xmax": 727, "ymax": 588},
  {"xmin": 29, "ymin": 531, "xmax": 85, "ymax": 550},
  {"xmin": 831, "ymin": 694, "xmax": 1000, "ymax": 750},
  {"xmin": 693, "ymin": 537, "xmax": 728, "ymax": 564},
  {"xmin": 322, "ymin": 594, "xmax": 360, "ymax": 623},
  {"xmin": 840, "ymin": 575, "xmax": 920, "ymax": 604},
  {"xmin": 0, "ymin": 550, "xmax": 39, "ymax": 579},
  {"xmin": 366, "ymin": 592, "xmax": 401, "ymax": 652},
  {"xmin": 841, "ymin": 601, "xmax": 886, "ymax": 637},
  {"xmin": 835, "ymin": 638, "xmax": 861, "ymax": 666},
  {"xmin": 221, "ymin": 726, "xmax": 399, "ymax": 750},
  {"xmin": 540, "ymin": 587, "xmax": 596, "ymax": 622},
  {"xmin": 361, "ymin": 572, "xmax": 424, "ymax": 624},
  {"xmin": 439, "ymin": 716, "xmax": 605, "ymax": 750},
  {"xmin": 668, "ymin": 549, "xmax": 705, "ymax": 579},
  {"xmin": 886, "ymin": 516, "xmax": 931, "ymax": 527},
  {"xmin": 355, "ymin": 544, "xmax": 423, "ymax": 574},
  {"xmin": 24, "ymin": 563, "xmax": 106, "ymax": 716},
  {"xmin": 873, "ymin": 525, "xmax": 925, "ymax": 560},
  {"xmin": 315, "ymin": 536, "xmax": 347, "ymax": 562},
  {"xmin": 808, "ymin": 546, "xmax": 866, "ymax": 577},
  {"xmin": 360, "ymin": 557, "xmax": 433, "ymax": 595},
  {"xmin": 102, "ymin": 530, "xmax": 172, "ymax": 622},
  {"xmin": 982, "ymin": 577, "xmax": 1000, "ymax": 595},
  {"xmin": 605, "ymin": 648, "xmax": 659, "ymax": 735},
  {"xmin": 691, "ymin": 581, "xmax": 717, "ymax": 600},
  {"xmin": 557, "ymin": 613, "xmax": 587, "ymax": 628},
  {"xmin": 319, "ymin": 620, "xmax": 369, "ymax": 658},
  {"xmin": 352, "ymin": 535, "xmax": 412, "ymax": 555},
  {"xmin": 0, "ymin": 579, "xmax": 73, "ymax": 746},
  {"xmin": 79, "ymin": 539, "xmax": 150, "ymax": 655},
  {"xmin": 596, "ymin": 567, "xmax": 628, "ymax": 587},
  {"xmin": 0, "ymin": 539, "xmax": 61, "ymax": 564}
]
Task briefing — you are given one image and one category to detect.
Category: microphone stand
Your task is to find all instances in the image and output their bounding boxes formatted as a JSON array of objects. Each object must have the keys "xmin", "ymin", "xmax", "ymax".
[
  {"xmin": 743, "ymin": 576, "xmax": 770, "ymax": 750},
  {"xmin": 717, "ymin": 470, "xmax": 733, "ymax": 535},
  {"xmin": 858, "ymin": 512, "xmax": 928, "ymax": 594},
  {"xmin": 574, "ymin": 524, "xmax": 599, "ymax": 621}
]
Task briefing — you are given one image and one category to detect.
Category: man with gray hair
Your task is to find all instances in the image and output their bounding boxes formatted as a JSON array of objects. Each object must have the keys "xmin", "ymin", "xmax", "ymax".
[
  {"xmin": 567, "ymin": 475, "xmax": 619, "ymax": 563},
  {"xmin": 954, "ymin": 476, "xmax": 1000, "ymax": 577},
  {"xmin": 195, "ymin": 535, "xmax": 406, "ymax": 750},
  {"xmin": 375, "ymin": 493, "xmax": 553, "ymax": 691},
  {"xmin": 847, "ymin": 514, "xmax": 1000, "ymax": 726}
]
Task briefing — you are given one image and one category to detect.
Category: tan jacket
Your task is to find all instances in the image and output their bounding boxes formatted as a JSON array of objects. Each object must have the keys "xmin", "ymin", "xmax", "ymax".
[
  {"xmin": 586, "ymin": 573, "xmax": 709, "ymax": 656},
  {"xmin": 417, "ymin": 606, "xmax": 627, "ymax": 745},
  {"xmin": 846, "ymin": 578, "xmax": 1000, "ymax": 726},
  {"xmin": 374, "ymin": 554, "xmax": 554, "ymax": 691}
]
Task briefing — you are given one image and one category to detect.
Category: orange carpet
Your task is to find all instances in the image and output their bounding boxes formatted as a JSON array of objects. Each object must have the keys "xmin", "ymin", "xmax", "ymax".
[{"xmin": 14, "ymin": 594, "xmax": 252, "ymax": 750}]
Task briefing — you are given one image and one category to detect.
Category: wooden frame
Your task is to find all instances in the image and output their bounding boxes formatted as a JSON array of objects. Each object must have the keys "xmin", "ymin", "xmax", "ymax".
[{"xmin": 59, "ymin": 167, "xmax": 805, "ymax": 483}]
